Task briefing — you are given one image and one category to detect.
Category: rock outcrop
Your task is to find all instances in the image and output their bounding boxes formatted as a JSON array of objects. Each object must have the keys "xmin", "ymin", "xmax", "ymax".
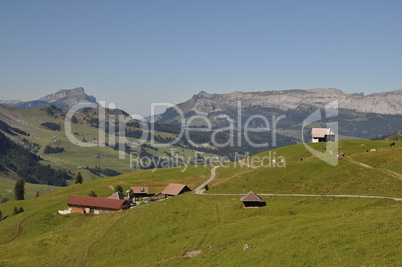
[{"xmin": 1, "ymin": 87, "xmax": 97, "ymax": 110}]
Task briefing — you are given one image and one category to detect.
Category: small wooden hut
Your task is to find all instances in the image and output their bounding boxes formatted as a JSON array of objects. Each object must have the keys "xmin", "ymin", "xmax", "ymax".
[
  {"xmin": 161, "ymin": 184, "xmax": 191, "ymax": 198},
  {"xmin": 240, "ymin": 191, "xmax": 265, "ymax": 208},
  {"xmin": 130, "ymin": 186, "xmax": 149, "ymax": 197}
]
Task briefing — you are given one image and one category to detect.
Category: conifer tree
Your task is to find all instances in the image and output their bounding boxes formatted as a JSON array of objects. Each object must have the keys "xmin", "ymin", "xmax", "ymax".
[
  {"xmin": 115, "ymin": 185, "xmax": 123, "ymax": 193},
  {"xmin": 75, "ymin": 172, "xmax": 83, "ymax": 184},
  {"xmin": 14, "ymin": 180, "xmax": 25, "ymax": 200},
  {"xmin": 89, "ymin": 190, "xmax": 97, "ymax": 197}
]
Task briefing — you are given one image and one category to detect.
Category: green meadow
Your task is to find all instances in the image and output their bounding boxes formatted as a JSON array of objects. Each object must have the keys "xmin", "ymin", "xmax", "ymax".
[{"xmin": 0, "ymin": 140, "xmax": 401, "ymax": 266}]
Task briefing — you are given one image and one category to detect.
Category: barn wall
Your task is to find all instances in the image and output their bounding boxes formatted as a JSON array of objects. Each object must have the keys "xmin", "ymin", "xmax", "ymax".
[{"xmin": 69, "ymin": 207, "xmax": 85, "ymax": 214}]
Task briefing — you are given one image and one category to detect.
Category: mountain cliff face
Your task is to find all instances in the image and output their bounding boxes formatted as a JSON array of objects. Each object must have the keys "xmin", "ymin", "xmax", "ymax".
[
  {"xmin": 0, "ymin": 87, "xmax": 97, "ymax": 110},
  {"xmin": 167, "ymin": 88, "xmax": 402, "ymax": 117},
  {"xmin": 157, "ymin": 88, "xmax": 402, "ymax": 140}
]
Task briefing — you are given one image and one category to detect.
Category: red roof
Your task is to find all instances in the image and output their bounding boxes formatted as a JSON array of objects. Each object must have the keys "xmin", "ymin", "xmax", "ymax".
[
  {"xmin": 131, "ymin": 186, "xmax": 149, "ymax": 194},
  {"xmin": 240, "ymin": 191, "xmax": 263, "ymax": 202},
  {"xmin": 161, "ymin": 184, "xmax": 191, "ymax": 196},
  {"xmin": 66, "ymin": 195, "xmax": 126, "ymax": 210}
]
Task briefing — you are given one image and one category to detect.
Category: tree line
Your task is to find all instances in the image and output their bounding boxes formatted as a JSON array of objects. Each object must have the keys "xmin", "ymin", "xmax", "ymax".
[{"xmin": 0, "ymin": 131, "xmax": 72, "ymax": 186}]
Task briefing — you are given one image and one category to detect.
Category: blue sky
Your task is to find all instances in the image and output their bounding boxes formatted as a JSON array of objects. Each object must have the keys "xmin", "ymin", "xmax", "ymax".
[{"xmin": 1, "ymin": 0, "xmax": 401, "ymax": 115}]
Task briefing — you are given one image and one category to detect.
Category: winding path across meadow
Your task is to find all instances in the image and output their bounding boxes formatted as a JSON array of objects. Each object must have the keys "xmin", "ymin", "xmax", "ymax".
[
  {"xmin": 195, "ymin": 162, "xmax": 402, "ymax": 202},
  {"xmin": 194, "ymin": 166, "xmax": 220, "ymax": 194},
  {"xmin": 347, "ymin": 157, "xmax": 402, "ymax": 181},
  {"xmin": 0, "ymin": 215, "xmax": 33, "ymax": 245}
]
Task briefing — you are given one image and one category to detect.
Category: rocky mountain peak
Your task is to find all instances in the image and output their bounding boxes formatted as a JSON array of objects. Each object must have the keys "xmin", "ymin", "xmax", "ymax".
[
  {"xmin": 193, "ymin": 91, "xmax": 211, "ymax": 98},
  {"xmin": 39, "ymin": 87, "xmax": 87, "ymax": 102},
  {"xmin": 158, "ymin": 88, "xmax": 402, "ymax": 125},
  {"xmin": 0, "ymin": 87, "xmax": 97, "ymax": 110}
]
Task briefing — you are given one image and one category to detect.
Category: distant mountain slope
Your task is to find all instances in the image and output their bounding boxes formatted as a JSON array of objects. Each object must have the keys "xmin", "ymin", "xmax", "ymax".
[
  {"xmin": 377, "ymin": 130, "xmax": 402, "ymax": 141},
  {"xmin": 0, "ymin": 122, "xmax": 72, "ymax": 186},
  {"xmin": 0, "ymin": 87, "xmax": 97, "ymax": 110},
  {"xmin": 0, "ymin": 104, "xmax": 224, "ymax": 186},
  {"xmin": 160, "ymin": 88, "xmax": 402, "ymax": 117},
  {"xmin": 157, "ymin": 88, "xmax": 402, "ymax": 140}
]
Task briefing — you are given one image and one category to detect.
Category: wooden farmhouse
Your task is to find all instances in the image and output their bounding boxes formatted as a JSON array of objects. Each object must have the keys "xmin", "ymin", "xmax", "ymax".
[
  {"xmin": 311, "ymin": 128, "xmax": 336, "ymax": 143},
  {"xmin": 161, "ymin": 183, "xmax": 191, "ymax": 198},
  {"xmin": 107, "ymin": 191, "xmax": 128, "ymax": 200},
  {"xmin": 66, "ymin": 195, "xmax": 130, "ymax": 214},
  {"xmin": 130, "ymin": 186, "xmax": 149, "ymax": 197},
  {"xmin": 240, "ymin": 191, "xmax": 265, "ymax": 208}
]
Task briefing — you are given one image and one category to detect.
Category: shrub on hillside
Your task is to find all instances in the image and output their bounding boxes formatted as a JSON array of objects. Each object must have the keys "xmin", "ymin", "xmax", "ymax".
[
  {"xmin": 44, "ymin": 146, "xmax": 65, "ymax": 154},
  {"xmin": 41, "ymin": 122, "xmax": 61, "ymax": 131}
]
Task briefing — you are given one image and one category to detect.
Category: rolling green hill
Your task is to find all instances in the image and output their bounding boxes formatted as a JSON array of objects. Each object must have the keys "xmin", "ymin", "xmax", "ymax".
[
  {"xmin": 0, "ymin": 140, "xmax": 401, "ymax": 266},
  {"xmin": 209, "ymin": 140, "xmax": 402, "ymax": 197},
  {"xmin": 0, "ymin": 104, "xmax": 221, "ymax": 199}
]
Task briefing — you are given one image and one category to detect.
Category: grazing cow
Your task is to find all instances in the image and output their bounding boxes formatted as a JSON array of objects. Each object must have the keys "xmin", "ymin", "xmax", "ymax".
[
  {"xmin": 390, "ymin": 142, "xmax": 396, "ymax": 147},
  {"xmin": 370, "ymin": 149, "xmax": 377, "ymax": 152},
  {"xmin": 299, "ymin": 158, "xmax": 303, "ymax": 161},
  {"xmin": 365, "ymin": 150, "xmax": 369, "ymax": 153},
  {"xmin": 337, "ymin": 154, "xmax": 344, "ymax": 159},
  {"xmin": 272, "ymin": 158, "xmax": 284, "ymax": 163}
]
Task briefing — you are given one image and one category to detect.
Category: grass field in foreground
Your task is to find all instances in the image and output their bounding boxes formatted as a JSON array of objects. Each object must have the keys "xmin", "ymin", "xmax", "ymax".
[
  {"xmin": 0, "ymin": 139, "xmax": 401, "ymax": 266},
  {"xmin": 0, "ymin": 194, "xmax": 401, "ymax": 266}
]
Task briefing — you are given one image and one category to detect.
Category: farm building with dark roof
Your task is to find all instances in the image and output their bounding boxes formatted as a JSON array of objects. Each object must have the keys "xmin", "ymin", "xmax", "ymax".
[
  {"xmin": 66, "ymin": 195, "xmax": 130, "ymax": 214},
  {"xmin": 130, "ymin": 186, "xmax": 149, "ymax": 197},
  {"xmin": 161, "ymin": 184, "xmax": 191, "ymax": 198},
  {"xmin": 108, "ymin": 191, "xmax": 128, "ymax": 200},
  {"xmin": 240, "ymin": 191, "xmax": 265, "ymax": 208}
]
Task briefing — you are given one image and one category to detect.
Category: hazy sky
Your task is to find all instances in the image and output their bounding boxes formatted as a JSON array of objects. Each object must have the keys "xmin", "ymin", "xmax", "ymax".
[{"xmin": 1, "ymin": 0, "xmax": 401, "ymax": 115}]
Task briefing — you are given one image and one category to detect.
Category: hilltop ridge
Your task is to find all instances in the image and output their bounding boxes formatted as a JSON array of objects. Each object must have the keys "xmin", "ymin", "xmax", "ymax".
[
  {"xmin": 157, "ymin": 88, "xmax": 402, "ymax": 140},
  {"xmin": 185, "ymin": 88, "xmax": 402, "ymax": 115},
  {"xmin": 0, "ymin": 87, "xmax": 97, "ymax": 110}
]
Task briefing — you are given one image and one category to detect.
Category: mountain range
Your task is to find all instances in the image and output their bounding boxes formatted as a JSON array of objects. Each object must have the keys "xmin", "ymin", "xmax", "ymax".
[
  {"xmin": 1, "ymin": 86, "xmax": 401, "ymax": 148},
  {"xmin": 157, "ymin": 88, "xmax": 402, "ymax": 140},
  {"xmin": 0, "ymin": 87, "xmax": 97, "ymax": 110},
  {"xmin": 160, "ymin": 88, "xmax": 402, "ymax": 116}
]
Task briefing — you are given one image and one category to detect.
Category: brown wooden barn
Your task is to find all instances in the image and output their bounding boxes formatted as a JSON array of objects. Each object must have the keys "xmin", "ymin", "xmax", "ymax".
[
  {"xmin": 130, "ymin": 186, "xmax": 149, "ymax": 197},
  {"xmin": 240, "ymin": 191, "xmax": 265, "ymax": 208},
  {"xmin": 107, "ymin": 191, "xmax": 128, "ymax": 200},
  {"xmin": 66, "ymin": 195, "xmax": 130, "ymax": 214},
  {"xmin": 161, "ymin": 184, "xmax": 191, "ymax": 198}
]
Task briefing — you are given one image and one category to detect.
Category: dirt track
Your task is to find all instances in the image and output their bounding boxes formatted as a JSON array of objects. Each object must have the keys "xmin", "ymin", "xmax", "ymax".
[{"xmin": 0, "ymin": 215, "xmax": 33, "ymax": 245}]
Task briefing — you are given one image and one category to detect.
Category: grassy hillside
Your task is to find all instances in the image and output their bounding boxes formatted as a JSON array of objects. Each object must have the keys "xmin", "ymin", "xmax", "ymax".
[
  {"xmin": 0, "ymin": 140, "xmax": 402, "ymax": 266},
  {"xmin": 0, "ymin": 176, "xmax": 59, "ymax": 201},
  {"xmin": 0, "ymin": 105, "xmax": 220, "ymax": 184},
  {"xmin": 209, "ymin": 140, "xmax": 402, "ymax": 197}
]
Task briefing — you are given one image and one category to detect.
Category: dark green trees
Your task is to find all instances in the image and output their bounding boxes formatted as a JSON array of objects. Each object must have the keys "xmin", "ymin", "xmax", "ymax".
[
  {"xmin": 115, "ymin": 185, "xmax": 123, "ymax": 193},
  {"xmin": 13, "ymin": 206, "xmax": 24, "ymax": 215},
  {"xmin": 75, "ymin": 172, "xmax": 83, "ymax": 184},
  {"xmin": 14, "ymin": 180, "xmax": 25, "ymax": 200}
]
